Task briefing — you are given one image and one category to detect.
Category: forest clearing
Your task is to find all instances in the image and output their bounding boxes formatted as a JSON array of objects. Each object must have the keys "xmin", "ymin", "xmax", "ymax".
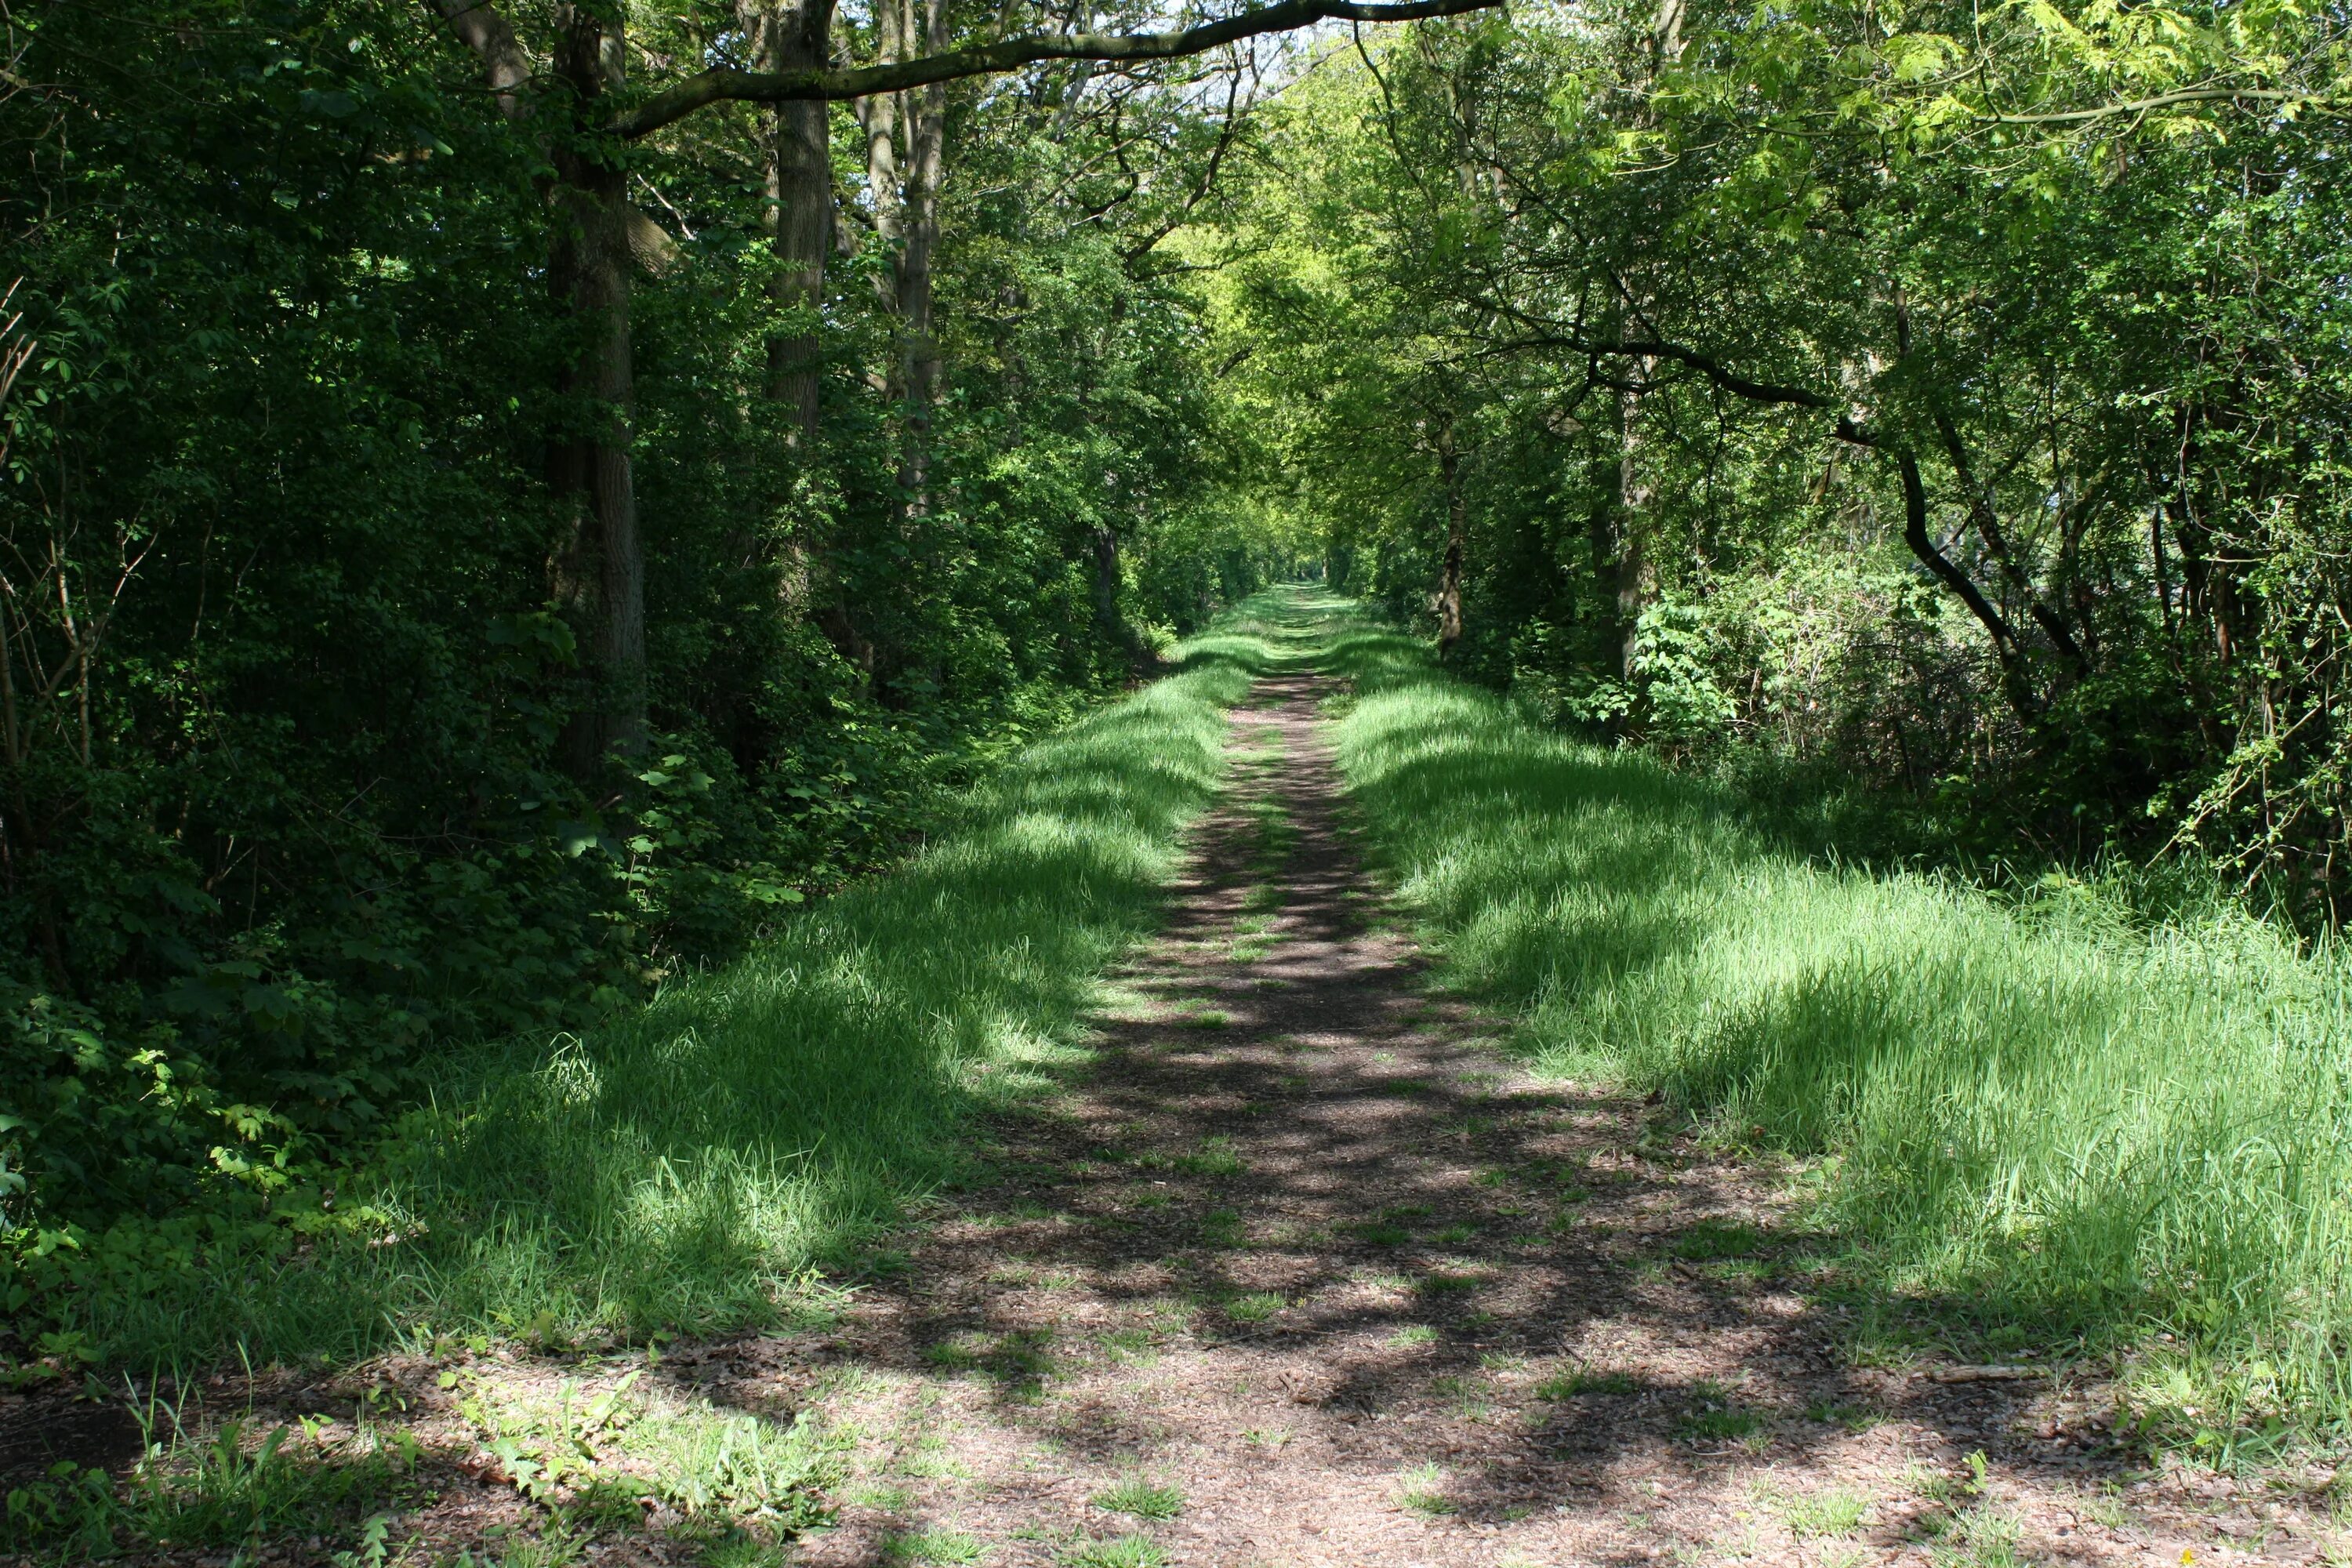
[{"xmin": 5, "ymin": 0, "xmax": 2352, "ymax": 1559}]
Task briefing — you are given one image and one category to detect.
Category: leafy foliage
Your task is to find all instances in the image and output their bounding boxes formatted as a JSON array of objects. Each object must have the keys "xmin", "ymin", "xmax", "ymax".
[
  {"xmin": 0, "ymin": 0, "xmax": 1294, "ymax": 1361},
  {"xmin": 1206, "ymin": 0, "xmax": 2352, "ymax": 912}
]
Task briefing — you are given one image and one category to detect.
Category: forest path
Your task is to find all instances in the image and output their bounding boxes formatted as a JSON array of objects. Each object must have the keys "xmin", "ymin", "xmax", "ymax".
[{"xmin": 775, "ymin": 668, "xmax": 2288, "ymax": 1567}]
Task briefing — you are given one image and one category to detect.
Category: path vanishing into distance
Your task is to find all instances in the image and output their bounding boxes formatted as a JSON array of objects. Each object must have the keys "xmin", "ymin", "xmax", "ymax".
[
  {"xmin": 22, "ymin": 593, "xmax": 2339, "ymax": 1568},
  {"xmin": 26, "ymin": 1, "xmax": 2352, "ymax": 1556},
  {"xmin": 739, "ymin": 601, "xmax": 2331, "ymax": 1566}
]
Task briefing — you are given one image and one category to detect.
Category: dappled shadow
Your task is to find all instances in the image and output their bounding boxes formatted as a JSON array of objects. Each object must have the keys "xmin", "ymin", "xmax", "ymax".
[
  {"xmin": 1327, "ymin": 615, "xmax": 2352, "ymax": 1448},
  {"xmin": 0, "ymin": 1397, "xmax": 145, "ymax": 1479},
  {"xmin": 26, "ymin": 593, "xmax": 2288, "ymax": 1568},
  {"xmin": 91, "ymin": 654, "xmax": 1272, "ymax": 1369},
  {"xmin": 771, "ymin": 650, "xmax": 2193, "ymax": 1565}
]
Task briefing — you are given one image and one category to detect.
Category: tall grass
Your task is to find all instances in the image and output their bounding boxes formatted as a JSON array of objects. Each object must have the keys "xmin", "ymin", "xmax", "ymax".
[
  {"xmin": 87, "ymin": 633, "xmax": 1272, "ymax": 1366},
  {"xmin": 1324, "ymin": 614, "xmax": 2352, "ymax": 1450}
]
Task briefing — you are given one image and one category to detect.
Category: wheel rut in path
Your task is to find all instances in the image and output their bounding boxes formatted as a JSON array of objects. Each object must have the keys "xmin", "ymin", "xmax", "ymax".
[{"xmin": 780, "ymin": 671, "xmax": 2319, "ymax": 1566}]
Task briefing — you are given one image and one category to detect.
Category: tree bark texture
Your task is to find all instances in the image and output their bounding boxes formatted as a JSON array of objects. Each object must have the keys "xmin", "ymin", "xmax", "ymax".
[
  {"xmin": 1613, "ymin": 359, "xmax": 1655, "ymax": 682},
  {"xmin": 1436, "ymin": 416, "xmax": 1467, "ymax": 659},
  {"xmin": 425, "ymin": 0, "xmax": 652, "ymax": 770},
  {"xmin": 740, "ymin": 0, "xmax": 838, "ymax": 441},
  {"xmin": 1612, "ymin": 0, "xmax": 1684, "ymax": 683},
  {"xmin": 858, "ymin": 0, "xmax": 948, "ymax": 502},
  {"xmin": 413, "ymin": 0, "xmax": 1504, "ymax": 762},
  {"xmin": 614, "ymin": 0, "xmax": 1502, "ymax": 136},
  {"xmin": 547, "ymin": 5, "xmax": 648, "ymax": 767},
  {"xmin": 1093, "ymin": 520, "xmax": 1149, "ymax": 670}
]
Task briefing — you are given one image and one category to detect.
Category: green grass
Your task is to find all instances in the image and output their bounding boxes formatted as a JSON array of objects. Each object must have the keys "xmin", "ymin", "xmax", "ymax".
[
  {"xmin": 1677, "ymin": 1380, "xmax": 1764, "ymax": 1443},
  {"xmin": 1172, "ymin": 1136, "xmax": 1244, "ymax": 1177},
  {"xmin": 1671, "ymin": 1220, "xmax": 1765, "ymax": 1261},
  {"xmin": 1096, "ymin": 1324, "xmax": 1160, "ymax": 1365},
  {"xmin": 1396, "ymin": 1461, "xmax": 1455, "ymax": 1516},
  {"xmin": 1059, "ymin": 1535, "xmax": 1167, "ymax": 1568},
  {"xmin": 26, "ymin": 1417, "xmax": 407, "ymax": 1559},
  {"xmin": 75, "ymin": 625, "xmax": 1272, "ymax": 1367},
  {"xmin": 1778, "ymin": 1486, "xmax": 1871, "ymax": 1539},
  {"xmin": 1932, "ymin": 1504, "xmax": 2028, "ymax": 1568},
  {"xmin": 1090, "ymin": 1475, "xmax": 1185, "ymax": 1520},
  {"xmin": 1429, "ymin": 1373, "xmax": 1492, "ymax": 1418},
  {"xmin": 920, "ymin": 1328, "xmax": 1055, "ymax": 1395},
  {"xmin": 1319, "ymin": 593, "xmax": 2352, "ymax": 1448},
  {"xmin": 1536, "ymin": 1366, "xmax": 1642, "ymax": 1399},
  {"xmin": 451, "ymin": 1367, "xmax": 840, "ymax": 1525},
  {"xmin": 1805, "ymin": 1399, "xmax": 1886, "ymax": 1431},
  {"xmin": 11, "ymin": 1370, "xmax": 844, "ymax": 1561},
  {"xmin": 1225, "ymin": 1291, "xmax": 1287, "ymax": 1323},
  {"xmin": 882, "ymin": 1528, "xmax": 987, "ymax": 1565}
]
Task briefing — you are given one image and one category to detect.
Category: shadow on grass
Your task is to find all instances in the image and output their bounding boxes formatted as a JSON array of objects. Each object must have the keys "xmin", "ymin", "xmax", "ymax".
[
  {"xmin": 1326, "ymin": 614, "xmax": 2352, "ymax": 1448},
  {"xmin": 745, "ymin": 619, "xmax": 2170, "ymax": 1544},
  {"xmin": 80, "ymin": 636, "xmax": 1272, "ymax": 1370}
]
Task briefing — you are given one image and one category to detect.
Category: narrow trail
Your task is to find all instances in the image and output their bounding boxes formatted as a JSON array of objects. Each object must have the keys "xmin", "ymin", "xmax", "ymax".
[
  {"xmin": 753, "ymin": 667, "xmax": 2296, "ymax": 1568},
  {"xmin": 9, "ymin": 627, "xmax": 2321, "ymax": 1566}
]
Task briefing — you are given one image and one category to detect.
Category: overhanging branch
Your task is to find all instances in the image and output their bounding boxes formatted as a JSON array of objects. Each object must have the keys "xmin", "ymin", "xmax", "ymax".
[
  {"xmin": 1505, "ymin": 326, "xmax": 1878, "ymax": 443},
  {"xmin": 612, "ymin": 0, "xmax": 1504, "ymax": 138},
  {"xmin": 1973, "ymin": 85, "xmax": 2341, "ymax": 127}
]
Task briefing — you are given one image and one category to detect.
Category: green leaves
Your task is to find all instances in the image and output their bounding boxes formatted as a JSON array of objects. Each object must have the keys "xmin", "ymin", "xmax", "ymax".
[{"xmin": 1876, "ymin": 30, "xmax": 1962, "ymax": 82}]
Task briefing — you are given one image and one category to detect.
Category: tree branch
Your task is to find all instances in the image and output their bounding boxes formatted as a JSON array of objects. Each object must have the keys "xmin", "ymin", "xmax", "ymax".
[
  {"xmin": 1931, "ymin": 407, "xmax": 2093, "ymax": 674},
  {"xmin": 423, "ymin": 0, "xmax": 533, "ymax": 118},
  {"xmin": 1505, "ymin": 325, "xmax": 1882, "ymax": 441},
  {"xmin": 1123, "ymin": 56, "xmax": 1250, "ymax": 271},
  {"xmin": 1897, "ymin": 450, "xmax": 2039, "ymax": 713},
  {"xmin": 1973, "ymin": 86, "xmax": 2339, "ymax": 127},
  {"xmin": 612, "ymin": 0, "xmax": 1504, "ymax": 139}
]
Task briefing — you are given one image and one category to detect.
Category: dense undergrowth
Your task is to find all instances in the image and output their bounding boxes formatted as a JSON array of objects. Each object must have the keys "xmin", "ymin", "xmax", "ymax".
[
  {"xmin": 0, "ymin": 0, "xmax": 1312, "ymax": 1359},
  {"xmin": 1312, "ymin": 593, "xmax": 2352, "ymax": 1458},
  {"xmin": 22, "ymin": 627, "xmax": 1269, "ymax": 1372}
]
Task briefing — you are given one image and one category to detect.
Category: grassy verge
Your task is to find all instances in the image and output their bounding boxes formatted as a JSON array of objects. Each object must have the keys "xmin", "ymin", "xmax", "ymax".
[
  {"xmin": 69, "ymin": 629, "xmax": 1270, "ymax": 1371},
  {"xmin": 1317, "ymin": 600, "xmax": 2352, "ymax": 1458}
]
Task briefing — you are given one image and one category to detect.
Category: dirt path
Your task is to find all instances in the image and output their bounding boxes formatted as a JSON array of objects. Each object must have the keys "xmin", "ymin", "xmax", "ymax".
[
  {"xmin": 9, "ymin": 664, "xmax": 2333, "ymax": 1568},
  {"xmin": 761, "ymin": 673, "xmax": 2332, "ymax": 1567}
]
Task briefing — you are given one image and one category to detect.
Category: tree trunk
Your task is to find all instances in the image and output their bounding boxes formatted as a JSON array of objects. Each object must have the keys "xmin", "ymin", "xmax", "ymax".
[
  {"xmin": 1613, "ymin": 0, "xmax": 1684, "ymax": 683},
  {"xmin": 1091, "ymin": 520, "xmax": 1147, "ymax": 670},
  {"xmin": 549, "ymin": 4, "xmax": 648, "ymax": 767},
  {"xmin": 741, "ymin": 0, "xmax": 839, "ymax": 441},
  {"xmin": 423, "ymin": 0, "xmax": 651, "ymax": 767},
  {"xmin": 858, "ymin": 0, "xmax": 949, "ymax": 501},
  {"xmin": 1436, "ymin": 416, "xmax": 1467, "ymax": 659},
  {"xmin": 898, "ymin": 54, "xmax": 946, "ymax": 413},
  {"xmin": 1613, "ymin": 366, "xmax": 1655, "ymax": 681},
  {"xmin": 1896, "ymin": 450, "xmax": 2038, "ymax": 721},
  {"xmin": 1930, "ymin": 407, "xmax": 2092, "ymax": 678}
]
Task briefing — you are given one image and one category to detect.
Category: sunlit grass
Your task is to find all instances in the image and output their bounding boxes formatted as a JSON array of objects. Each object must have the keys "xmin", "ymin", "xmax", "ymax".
[
  {"xmin": 1059, "ymin": 1536, "xmax": 1167, "ymax": 1568},
  {"xmin": 85, "ymin": 619, "xmax": 1277, "ymax": 1365},
  {"xmin": 1777, "ymin": 1485, "xmax": 1871, "ymax": 1540},
  {"xmin": 1315, "ymin": 593, "xmax": 2352, "ymax": 1449},
  {"xmin": 1090, "ymin": 1474, "xmax": 1185, "ymax": 1520},
  {"xmin": 1395, "ymin": 1461, "xmax": 1455, "ymax": 1516}
]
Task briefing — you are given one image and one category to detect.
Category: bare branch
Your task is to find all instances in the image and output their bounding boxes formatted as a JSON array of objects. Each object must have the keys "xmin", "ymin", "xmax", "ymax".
[{"xmin": 613, "ymin": 0, "xmax": 1505, "ymax": 139}]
